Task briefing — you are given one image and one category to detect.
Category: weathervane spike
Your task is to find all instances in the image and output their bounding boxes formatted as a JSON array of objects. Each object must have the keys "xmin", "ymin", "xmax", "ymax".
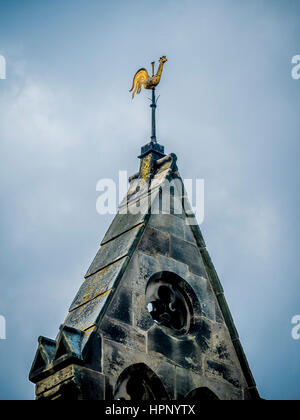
[{"xmin": 151, "ymin": 87, "xmax": 157, "ymax": 143}]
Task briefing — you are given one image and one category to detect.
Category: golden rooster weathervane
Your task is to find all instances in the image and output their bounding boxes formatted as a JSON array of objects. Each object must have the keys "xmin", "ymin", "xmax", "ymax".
[
  {"xmin": 129, "ymin": 56, "xmax": 167, "ymax": 144},
  {"xmin": 129, "ymin": 56, "xmax": 167, "ymax": 99}
]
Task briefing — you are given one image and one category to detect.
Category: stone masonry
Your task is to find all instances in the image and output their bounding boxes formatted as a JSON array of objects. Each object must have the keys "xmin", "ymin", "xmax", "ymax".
[{"xmin": 29, "ymin": 143, "xmax": 260, "ymax": 400}]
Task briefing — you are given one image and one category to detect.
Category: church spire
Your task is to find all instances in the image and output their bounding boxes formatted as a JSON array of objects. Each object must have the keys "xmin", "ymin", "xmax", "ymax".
[{"xmin": 29, "ymin": 56, "xmax": 260, "ymax": 401}]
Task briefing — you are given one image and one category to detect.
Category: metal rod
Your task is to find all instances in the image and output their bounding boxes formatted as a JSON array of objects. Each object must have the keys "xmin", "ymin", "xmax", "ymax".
[{"xmin": 150, "ymin": 87, "xmax": 157, "ymax": 143}]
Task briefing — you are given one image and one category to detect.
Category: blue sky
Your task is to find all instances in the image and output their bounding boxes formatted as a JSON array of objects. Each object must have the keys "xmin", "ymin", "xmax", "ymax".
[{"xmin": 0, "ymin": 0, "xmax": 299, "ymax": 399}]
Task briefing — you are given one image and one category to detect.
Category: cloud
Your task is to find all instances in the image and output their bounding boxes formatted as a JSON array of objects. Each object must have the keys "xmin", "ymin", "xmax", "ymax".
[{"xmin": 0, "ymin": 0, "xmax": 300, "ymax": 400}]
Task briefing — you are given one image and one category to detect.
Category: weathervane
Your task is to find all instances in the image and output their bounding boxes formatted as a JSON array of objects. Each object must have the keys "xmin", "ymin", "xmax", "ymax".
[{"xmin": 129, "ymin": 56, "xmax": 167, "ymax": 143}]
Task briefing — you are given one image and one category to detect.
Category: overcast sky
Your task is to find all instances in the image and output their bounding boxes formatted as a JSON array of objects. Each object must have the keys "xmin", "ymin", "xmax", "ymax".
[{"xmin": 0, "ymin": 0, "xmax": 299, "ymax": 400}]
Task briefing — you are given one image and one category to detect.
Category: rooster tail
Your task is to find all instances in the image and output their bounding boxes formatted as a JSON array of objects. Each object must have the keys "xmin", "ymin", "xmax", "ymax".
[{"xmin": 129, "ymin": 68, "xmax": 149, "ymax": 94}]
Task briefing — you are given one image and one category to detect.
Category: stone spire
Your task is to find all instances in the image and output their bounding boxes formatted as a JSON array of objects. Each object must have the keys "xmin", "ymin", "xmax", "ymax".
[{"xmin": 29, "ymin": 145, "xmax": 260, "ymax": 400}]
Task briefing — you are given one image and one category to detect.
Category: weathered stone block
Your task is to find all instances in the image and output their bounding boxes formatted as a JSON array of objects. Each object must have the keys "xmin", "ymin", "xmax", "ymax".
[
  {"xmin": 100, "ymin": 316, "xmax": 146, "ymax": 353},
  {"xmin": 201, "ymin": 283, "xmax": 216, "ymax": 321},
  {"xmin": 138, "ymin": 226, "xmax": 169, "ymax": 256},
  {"xmin": 186, "ymin": 272, "xmax": 208, "ymax": 305},
  {"xmin": 86, "ymin": 224, "xmax": 144, "ymax": 277},
  {"xmin": 184, "ymin": 223, "xmax": 197, "ymax": 244},
  {"xmin": 148, "ymin": 325, "xmax": 203, "ymax": 373},
  {"xmin": 157, "ymin": 254, "xmax": 189, "ymax": 280},
  {"xmin": 149, "ymin": 213, "xmax": 185, "ymax": 239},
  {"xmin": 176, "ymin": 366, "xmax": 242, "ymax": 400},
  {"xmin": 78, "ymin": 366, "xmax": 105, "ymax": 400},
  {"xmin": 35, "ymin": 365, "xmax": 105, "ymax": 400},
  {"xmin": 70, "ymin": 258, "xmax": 127, "ymax": 311},
  {"xmin": 133, "ymin": 291, "xmax": 154, "ymax": 331},
  {"xmin": 156, "ymin": 361, "xmax": 176, "ymax": 400},
  {"xmin": 102, "ymin": 339, "xmax": 147, "ymax": 380},
  {"xmin": 170, "ymin": 236, "xmax": 206, "ymax": 277},
  {"xmin": 210, "ymin": 323, "xmax": 240, "ymax": 368},
  {"xmin": 174, "ymin": 366, "xmax": 194, "ymax": 400},
  {"xmin": 83, "ymin": 330, "xmax": 102, "ymax": 372},
  {"xmin": 193, "ymin": 318, "xmax": 212, "ymax": 353},
  {"xmin": 121, "ymin": 252, "xmax": 159, "ymax": 293},
  {"xmin": 106, "ymin": 286, "xmax": 132, "ymax": 325},
  {"xmin": 205, "ymin": 359, "xmax": 241, "ymax": 389},
  {"xmin": 102, "ymin": 193, "xmax": 150, "ymax": 245},
  {"xmin": 148, "ymin": 326, "xmax": 173, "ymax": 361},
  {"xmin": 65, "ymin": 290, "xmax": 112, "ymax": 331}
]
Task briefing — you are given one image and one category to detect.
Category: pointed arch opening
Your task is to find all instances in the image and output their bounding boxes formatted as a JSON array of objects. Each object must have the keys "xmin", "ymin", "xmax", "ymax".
[
  {"xmin": 185, "ymin": 387, "xmax": 219, "ymax": 401},
  {"xmin": 114, "ymin": 363, "xmax": 169, "ymax": 400}
]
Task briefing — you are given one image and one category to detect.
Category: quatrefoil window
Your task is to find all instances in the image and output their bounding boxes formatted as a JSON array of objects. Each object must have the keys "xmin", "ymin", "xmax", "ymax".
[{"xmin": 146, "ymin": 273, "xmax": 193, "ymax": 335}]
